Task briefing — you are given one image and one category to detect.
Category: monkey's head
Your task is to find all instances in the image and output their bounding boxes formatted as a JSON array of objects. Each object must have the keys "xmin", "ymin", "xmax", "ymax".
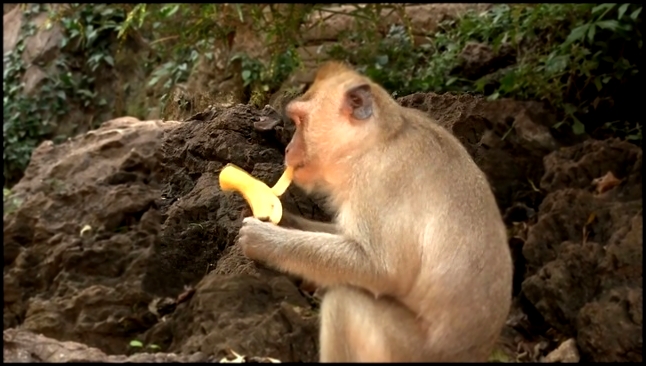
[{"xmin": 283, "ymin": 62, "xmax": 401, "ymax": 194}]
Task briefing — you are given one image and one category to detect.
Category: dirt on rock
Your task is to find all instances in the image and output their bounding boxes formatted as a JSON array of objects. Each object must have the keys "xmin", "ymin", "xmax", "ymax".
[
  {"xmin": 521, "ymin": 138, "xmax": 642, "ymax": 362},
  {"xmin": 3, "ymin": 93, "xmax": 642, "ymax": 362}
]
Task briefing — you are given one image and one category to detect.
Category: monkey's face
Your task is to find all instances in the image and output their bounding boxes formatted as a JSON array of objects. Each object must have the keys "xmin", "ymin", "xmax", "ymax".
[{"xmin": 284, "ymin": 73, "xmax": 378, "ymax": 192}]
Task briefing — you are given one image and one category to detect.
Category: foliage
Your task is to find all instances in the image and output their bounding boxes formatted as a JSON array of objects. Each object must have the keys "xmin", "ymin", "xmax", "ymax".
[
  {"xmin": 3, "ymin": 5, "xmax": 57, "ymax": 184},
  {"xmin": 4, "ymin": 3, "xmax": 641, "ymax": 187},
  {"xmin": 3, "ymin": 4, "xmax": 125, "ymax": 186},
  {"xmin": 3, "ymin": 187, "xmax": 23, "ymax": 217},
  {"xmin": 330, "ymin": 4, "xmax": 642, "ymax": 141}
]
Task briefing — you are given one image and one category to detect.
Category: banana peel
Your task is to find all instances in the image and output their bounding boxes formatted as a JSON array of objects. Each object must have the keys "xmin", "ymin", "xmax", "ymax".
[{"xmin": 219, "ymin": 164, "xmax": 294, "ymax": 224}]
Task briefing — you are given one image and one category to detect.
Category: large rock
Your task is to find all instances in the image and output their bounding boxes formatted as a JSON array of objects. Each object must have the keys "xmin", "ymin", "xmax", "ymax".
[
  {"xmin": 521, "ymin": 138, "xmax": 642, "ymax": 362},
  {"xmin": 3, "ymin": 117, "xmax": 180, "ymax": 354},
  {"xmin": 3, "ymin": 6, "xmax": 65, "ymax": 95},
  {"xmin": 398, "ymin": 93, "xmax": 559, "ymax": 213},
  {"xmin": 3, "ymin": 328, "xmax": 209, "ymax": 362},
  {"xmin": 3, "ymin": 107, "xmax": 324, "ymax": 362},
  {"xmin": 140, "ymin": 104, "xmax": 324, "ymax": 361},
  {"xmin": 3, "ymin": 6, "xmax": 22, "ymax": 56}
]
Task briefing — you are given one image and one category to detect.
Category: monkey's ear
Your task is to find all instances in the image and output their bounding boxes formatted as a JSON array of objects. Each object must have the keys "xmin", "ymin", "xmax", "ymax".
[{"xmin": 344, "ymin": 83, "xmax": 373, "ymax": 120}]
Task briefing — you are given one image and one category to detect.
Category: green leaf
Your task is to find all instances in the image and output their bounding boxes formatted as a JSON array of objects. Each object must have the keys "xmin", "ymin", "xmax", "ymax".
[
  {"xmin": 595, "ymin": 20, "xmax": 619, "ymax": 31},
  {"xmin": 592, "ymin": 3, "xmax": 614, "ymax": 14},
  {"xmin": 593, "ymin": 76, "xmax": 603, "ymax": 91},
  {"xmin": 618, "ymin": 3, "xmax": 629, "ymax": 19},
  {"xmin": 446, "ymin": 77, "xmax": 458, "ymax": 86},
  {"xmin": 545, "ymin": 55, "xmax": 569, "ymax": 74},
  {"xmin": 487, "ymin": 92, "xmax": 500, "ymax": 101},
  {"xmin": 104, "ymin": 55, "xmax": 114, "ymax": 67},
  {"xmin": 166, "ymin": 4, "xmax": 179, "ymax": 17},
  {"xmin": 129, "ymin": 340, "xmax": 143, "ymax": 348},
  {"xmin": 630, "ymin": 7, "xmax": 642, "ymax": 20},
  {"xmin": 241, "ymin": 70, "xmax": 251, "ymax": 81},
  {"xmin": 563, "ymin": 24, "xmax": 589, "ymax": 47},
  {"xmin": 563, "ymin": 103, "xmax": 577, "ymax": 115},
  {"xmin": 147, "ymin": 76, "xmax": 160, "ymax": 87},
  {"xmin": 587, "ymin": 24, "xmax": 596, "ymax": 43},
  {"xmin": 375, "ymin": 55, "xmax": 388, "ymax": 66},
  {"xmin": 572, "ymin": 118, "xmax": 585, "ymax": 135}
]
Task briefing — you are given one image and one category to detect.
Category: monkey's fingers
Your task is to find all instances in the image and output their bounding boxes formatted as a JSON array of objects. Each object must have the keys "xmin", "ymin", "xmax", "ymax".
[{"xmin": 219, "ymin": 164, "xmax": 285, "ymax": 224}]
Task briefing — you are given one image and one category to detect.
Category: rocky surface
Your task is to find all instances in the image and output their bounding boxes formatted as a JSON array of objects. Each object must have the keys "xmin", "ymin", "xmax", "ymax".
[
  {"xmin": 3, "ymin": 328, "xmax": 210, "ymax": 363},
  {"xmin": 3, "ymin": 92, "xmax": 642, "ymax": 362},
  {"xmin": 522, "ymin": 138, "xmax": 642, "ymax": 362}
]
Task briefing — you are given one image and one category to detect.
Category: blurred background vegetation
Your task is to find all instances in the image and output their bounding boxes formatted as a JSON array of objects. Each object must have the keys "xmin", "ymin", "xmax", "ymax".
[{"xmin": 3, "ymin": 3, "xmax": 642, "ymax": 187}]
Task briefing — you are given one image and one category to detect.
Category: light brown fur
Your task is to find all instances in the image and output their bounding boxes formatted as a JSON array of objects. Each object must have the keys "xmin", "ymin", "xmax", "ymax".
[{"xmin": 237, "ymin": 61, "xmax": 513, "ymax": 362}]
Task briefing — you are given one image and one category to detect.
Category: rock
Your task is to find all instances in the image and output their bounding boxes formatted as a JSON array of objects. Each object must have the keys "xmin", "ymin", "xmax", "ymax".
[
  {"xmin": 3, "ymin": 6, "xmax": 22, "ymax": 56},
  {"xmin": 149, "ymin": 274, "xmax": 318, "ymax": 362},
  {"xmin": 21, "ymin": 64, "xmax": 48, "ymax": 96},
  {"xmin": 541, "ymin": 338, "xmax": 579, "ymax": 363},
  {"xmin": 3, "ymin": 117, "xmax": 181, "ymax": 355},
  {"xmin": 296, "ymin": 42, "xmax": 336, "ymax": 68},
  {"xmin": 21, "ymin": 11, "xmax": 64, "ymax": 66},
  {"xmin": 397, "ymin": 92, "xmax": 556, "ymax": 211},
  {"xmin": 521, "ymin": 138, "xmax": 642, "ymax": 362},
  {"xmin": 2, "ymin": 328, "xmax": 209, "ymax": 362},
  {"xmin": 146, "ymin": 104, "xmax": 329, "ymax": 298},
  {"xmin": 454, "ymin": 41, "xmax": 516, "ymax": 80},
  {"xmin": 136, "ymin": 104, "xmax": 325, "ymax": 362}
]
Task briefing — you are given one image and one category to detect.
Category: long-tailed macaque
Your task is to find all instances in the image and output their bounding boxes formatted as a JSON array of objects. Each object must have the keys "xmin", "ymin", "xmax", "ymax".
[{"xmin": 237, "ymin": 61, "xmax": 513, "ymax": 362}]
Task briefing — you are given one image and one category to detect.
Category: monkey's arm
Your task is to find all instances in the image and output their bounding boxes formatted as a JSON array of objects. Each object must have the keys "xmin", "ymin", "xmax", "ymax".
[
  {"xmin": 279, "ymin": 211, "xmax": 337, "ymax": 234},
  {"xmin": 239, "ymin": 217, "xmax": 391, "ymax": 293}
]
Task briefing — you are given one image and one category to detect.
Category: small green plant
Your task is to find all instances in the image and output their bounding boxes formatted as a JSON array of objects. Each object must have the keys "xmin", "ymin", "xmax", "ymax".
[
  {"xmin": 231, "ymin": 47, "xmax": 302, "ymax": 107},
  {"xmin": 3, "ymin": 188, "xmax": 23, "ymax": 217},
  {"xmin": 129, "ymin": 339, "xmax": 161, "ymax": 352}
]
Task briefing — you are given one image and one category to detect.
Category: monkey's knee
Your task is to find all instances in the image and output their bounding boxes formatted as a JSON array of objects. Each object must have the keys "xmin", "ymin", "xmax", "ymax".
[
  {"xmin": 319, "ymin": 288, "xmax": 351, "ymax": 362},
  {"xmin": 320, "ymin": 287, "xmax": 398, "ymax": 362}
]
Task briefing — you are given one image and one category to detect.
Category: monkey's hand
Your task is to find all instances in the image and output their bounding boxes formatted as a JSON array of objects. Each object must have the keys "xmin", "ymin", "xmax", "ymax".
[
  {"xmin": 238, "ymin": 217, "xmax": 398, "ymax": 295},
  {"xmin": 238, "ymin": 217, "xmax": 285, "ymax": 261}
]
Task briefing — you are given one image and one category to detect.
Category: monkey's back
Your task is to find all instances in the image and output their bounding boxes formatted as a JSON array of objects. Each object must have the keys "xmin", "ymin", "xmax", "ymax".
[{"xmin": 369, "ymin": 109, "xmax": 513, "ymax": 360}]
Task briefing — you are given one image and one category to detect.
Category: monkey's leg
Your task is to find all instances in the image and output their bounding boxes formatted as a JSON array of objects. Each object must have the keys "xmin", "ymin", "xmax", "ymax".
[
  {"xmin": 319, "ymin": 286, "xmax": 427, "ymax": 362},
  {"xmin": 279, "ymin": 211, "xmax": 337, "ymax": 233}
]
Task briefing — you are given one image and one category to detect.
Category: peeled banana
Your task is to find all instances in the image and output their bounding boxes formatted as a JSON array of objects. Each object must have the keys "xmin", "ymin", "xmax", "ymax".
[{"xmin": 218, "ymin": 164, "xmax": 294, "ymax": 224}]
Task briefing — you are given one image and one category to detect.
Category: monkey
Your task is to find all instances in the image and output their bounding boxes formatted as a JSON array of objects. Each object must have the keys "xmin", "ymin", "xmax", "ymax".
[{"xmin": 237, "ymin": 61, "xmax": 513, "ymax": 362}]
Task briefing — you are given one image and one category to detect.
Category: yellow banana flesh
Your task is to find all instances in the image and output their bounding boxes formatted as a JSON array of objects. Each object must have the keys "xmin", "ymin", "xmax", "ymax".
[{"xmin": 218, "ymin": 164, "xmax": 294, "ymax": 224}]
